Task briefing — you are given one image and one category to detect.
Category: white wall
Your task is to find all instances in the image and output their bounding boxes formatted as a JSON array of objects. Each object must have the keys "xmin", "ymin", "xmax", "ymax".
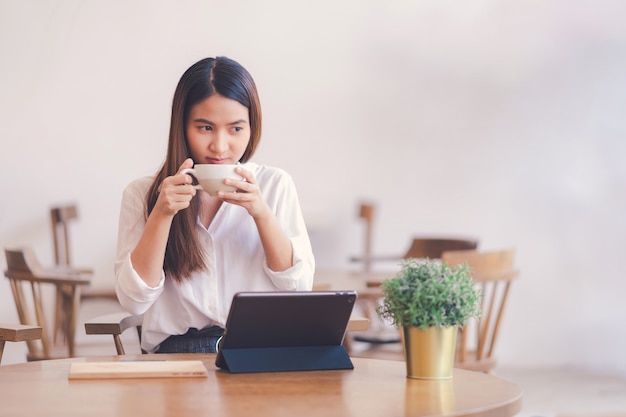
[{"xmin": 1, "ymin": 1, "xmax": 625, "ymax": 375}]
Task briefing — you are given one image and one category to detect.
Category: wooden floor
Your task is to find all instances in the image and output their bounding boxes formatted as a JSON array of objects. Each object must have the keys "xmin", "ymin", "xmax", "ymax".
[{"xmin": 494, "ymin": 366, "xmax": 626, "ymax": 417}]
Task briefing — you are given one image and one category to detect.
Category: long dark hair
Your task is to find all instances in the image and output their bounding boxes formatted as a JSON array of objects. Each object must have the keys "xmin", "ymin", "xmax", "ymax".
[{"xmin": 146, "ymin": 57, "xmax": 262, "ymax": 283}]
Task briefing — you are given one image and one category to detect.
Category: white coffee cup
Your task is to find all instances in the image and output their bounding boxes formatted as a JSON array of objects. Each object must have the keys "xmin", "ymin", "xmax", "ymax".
[{"xmin": 181, "ymin": 164, "xmax": 243, "ymax": 196}]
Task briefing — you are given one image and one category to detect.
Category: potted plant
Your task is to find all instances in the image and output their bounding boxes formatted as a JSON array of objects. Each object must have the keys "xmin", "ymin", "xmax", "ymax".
[{"xmin": 376, "ymin": 258, "xmax": 481, "ymax": 379}]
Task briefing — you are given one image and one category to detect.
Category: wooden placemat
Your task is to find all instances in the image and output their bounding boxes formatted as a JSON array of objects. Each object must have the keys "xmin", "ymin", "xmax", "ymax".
[{"xmin": 68, "ymin": 360, "xmax": 208, "ymax": 380}]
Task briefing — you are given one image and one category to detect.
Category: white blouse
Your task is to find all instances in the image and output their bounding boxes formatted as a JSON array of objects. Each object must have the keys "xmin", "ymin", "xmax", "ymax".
[{"xmin": 115, "ymin": 162, "xmax": 315, "ymax": 352}]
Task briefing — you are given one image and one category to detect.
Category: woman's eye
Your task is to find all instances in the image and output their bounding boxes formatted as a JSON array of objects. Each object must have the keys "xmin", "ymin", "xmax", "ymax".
[
  {"xmin": 233, "ymin": 126, "xmax": 243, "ymax": 132},
  {"xmin": 201, "ymin": 126, "xmax": 212, "ymax": 131}
]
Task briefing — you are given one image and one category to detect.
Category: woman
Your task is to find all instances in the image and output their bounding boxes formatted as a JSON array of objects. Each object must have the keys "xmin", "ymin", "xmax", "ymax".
[{"xmin": 115, "ymin": 57, "xmax": 315, "ymax": 353}]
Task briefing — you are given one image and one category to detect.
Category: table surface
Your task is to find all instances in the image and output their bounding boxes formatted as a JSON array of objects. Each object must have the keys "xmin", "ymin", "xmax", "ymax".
[{"xmin": 0, "ymin": 354, "xmax": 522, "ymax": 417}]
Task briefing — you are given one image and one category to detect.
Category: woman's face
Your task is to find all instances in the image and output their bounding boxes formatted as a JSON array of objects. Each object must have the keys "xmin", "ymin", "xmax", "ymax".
[{"xmin": 186, "ymin": 93, "xmax": 251, "ymax": 165}]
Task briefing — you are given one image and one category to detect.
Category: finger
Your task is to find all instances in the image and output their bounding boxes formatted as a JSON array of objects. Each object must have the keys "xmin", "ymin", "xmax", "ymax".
[
  {"xmin": 225, "ymin": 177, "xmax": 256, "ymax": 193},
  {"xmin": 173, "ymin": 183, "xmax": 197, "ymax": 196},
  {"xmin": 173, "ymin": 159, "xmax": 196, "ymax": 186},
  {"xmin": 157, "ymin": 189, "xmax": 194, "ymax": 215},
  {"xmin": 235, "ymin": 166, "xmax": 255, "ymax": 184},
  {"xmin": 224, "ymin": 178, "xmax": 239, "ymax": 189},
  {"xmin": 162, "ymin": 175, "xmax": 192, "ymax": 190},
  {"xmin": 161, "ymin": 183, "xmax": 197, "ymax": 202},
  {"xmin": 217, "ymin": 191, "xmax": 242, "ymax": 204},
  {"xmin": 177, "ymin": 158, "xmax": 194, "ymax": 175}
]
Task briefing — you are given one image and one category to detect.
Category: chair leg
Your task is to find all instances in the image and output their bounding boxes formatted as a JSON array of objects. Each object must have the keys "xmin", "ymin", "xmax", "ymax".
[
  {"xmin": 53, "ymin": 288, "xmax": 62, "ymax": 345},
  {"xmin": 56, "ymin": 284, "xmax": 76, "ymax": 347},
  {"xmin": 30, "ymin": 282, "xmax": 50, "ymax": 359},
  {"xmin": 113, "ymin": 335, "xmax": 125, "ymax": 356},
  {"xmin": 9, "ymin": 280, "xmax": 38, "ymax": 356},
  {"xmin": 68, "ymin": 286, "xmax": 82, "ymax": 357},
  {"xmin": 488, "ymin": 282, "xmax": 511, "ymax": 358}
]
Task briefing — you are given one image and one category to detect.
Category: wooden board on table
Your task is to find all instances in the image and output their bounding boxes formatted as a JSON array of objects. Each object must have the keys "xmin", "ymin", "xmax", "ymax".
[{"xmin": 68, "ymin": 360, "xmax": 208, "ymax": 380}]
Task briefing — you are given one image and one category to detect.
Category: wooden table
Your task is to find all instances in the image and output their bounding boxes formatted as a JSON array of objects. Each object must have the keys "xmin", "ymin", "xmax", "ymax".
[{"xmin": 0, "ymin": 354, "xmax": 522, "ymax": 417}]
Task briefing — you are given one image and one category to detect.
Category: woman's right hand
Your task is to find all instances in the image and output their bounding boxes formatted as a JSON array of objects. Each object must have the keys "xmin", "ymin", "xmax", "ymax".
[
  {"xmin": 154, "ymin": 158, "xmax": 197, "ymax": 216},
  {"xmin": 130, "ymin": 158, "xmax": 197, "ymax": 287}
]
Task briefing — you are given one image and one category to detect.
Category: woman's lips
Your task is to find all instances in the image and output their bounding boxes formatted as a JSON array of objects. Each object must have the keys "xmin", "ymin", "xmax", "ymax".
[{"xmin": 206, "ymin": 158, "xmax": 229, "ymax": 164}]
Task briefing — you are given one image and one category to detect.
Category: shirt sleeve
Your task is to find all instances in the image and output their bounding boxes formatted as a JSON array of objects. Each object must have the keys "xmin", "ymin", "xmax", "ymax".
[
  {"xmin": 260, "ymin": 168, "xmax": 315, "ymax": 291},
  {"xmin": 114, "ymin": 178, "xmax": 165, "ymax": 315}
]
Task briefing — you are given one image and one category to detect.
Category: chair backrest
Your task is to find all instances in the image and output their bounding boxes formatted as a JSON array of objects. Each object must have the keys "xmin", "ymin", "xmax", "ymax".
[
  {"xmin": 4, "ymin": 246, "xmax": 90, "ymax": 361},
  {"xmin": 441, "ymin": 248, "xmax": 518, "ymax": 372},
  {"xmin": 357, "ymin": 203, "xmax": 375, "ymax": 272},
  {"xmin": 0, "ymin": 324, "xmax": 42, "ymax": 364},
  {"xmin": 402, "ymin": 237, "xmax": 479, "ymax": 260},
  {"xmin": 50, "ymin": 205, "xmax": 79, "ymax": 267}
]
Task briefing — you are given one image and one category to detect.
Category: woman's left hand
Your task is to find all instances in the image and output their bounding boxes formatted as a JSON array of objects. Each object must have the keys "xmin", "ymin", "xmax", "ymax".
[
  {"xmin": 218, "ymin": 166, "xmax": 271, "ymax": 220},
  {"xmin": 219, "ymin": 166, "xmax": 293, "ymax": 271}
]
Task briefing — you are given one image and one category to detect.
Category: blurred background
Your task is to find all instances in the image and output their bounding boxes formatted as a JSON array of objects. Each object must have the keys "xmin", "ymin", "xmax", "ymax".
[{"xmin": 1, "ymin": 0, "xmax": 625, "ymax": 378}]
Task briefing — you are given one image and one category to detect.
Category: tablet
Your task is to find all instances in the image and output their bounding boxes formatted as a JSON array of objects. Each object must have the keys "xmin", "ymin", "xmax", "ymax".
[{"xmin": 215, "ymin": 290, "xmax": 357, "ymax": 373}]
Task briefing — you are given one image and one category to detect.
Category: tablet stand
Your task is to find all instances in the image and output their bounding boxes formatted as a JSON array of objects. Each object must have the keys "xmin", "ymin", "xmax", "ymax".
[{"xmin": 218, "ymin": 345, "xmax": 354, "ymax": 373}]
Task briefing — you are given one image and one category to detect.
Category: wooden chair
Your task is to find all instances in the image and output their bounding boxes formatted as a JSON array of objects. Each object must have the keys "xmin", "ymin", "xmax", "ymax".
[
  {"xmin": 85, "ymin": 312, "xmax": 144, "ymax": 355},
  {"xmin": 441, "ymin": 248, "xmax": 519, "ymax": 372},
  {"xmin": 50, "ymin": 204, "xmax": 117, "ymax": 302},
  {"xmin": 4, "ymin": 246, "xmax": 91, "ymax": 360},
  {"xmin": 351, "ymin": 237, "xmax": 479, "ymax": 348},
  {"xmin": 50, "ymin": 205, "xmax": 119, "ymax": 349},
  {"xmin": 0, "ymin": 324, "xmax": 42, "ymax": 364}
]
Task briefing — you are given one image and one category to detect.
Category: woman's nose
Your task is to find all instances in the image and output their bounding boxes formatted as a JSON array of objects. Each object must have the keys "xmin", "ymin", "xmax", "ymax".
[{"xmin": 209, "ymin": 131, "xmax": 228, "ymax": 154}]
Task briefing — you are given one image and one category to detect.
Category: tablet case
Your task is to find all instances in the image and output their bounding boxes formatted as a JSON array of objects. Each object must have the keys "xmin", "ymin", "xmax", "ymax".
[{"xmin": 215, "ymin": 291, "xmax": 357, "ymax": 373}]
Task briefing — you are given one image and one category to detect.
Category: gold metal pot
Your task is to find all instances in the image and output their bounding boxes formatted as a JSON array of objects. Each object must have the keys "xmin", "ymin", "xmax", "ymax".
[{"xmin": 402, "ymin": 325, "xmax": 457, "ymax": 379}]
